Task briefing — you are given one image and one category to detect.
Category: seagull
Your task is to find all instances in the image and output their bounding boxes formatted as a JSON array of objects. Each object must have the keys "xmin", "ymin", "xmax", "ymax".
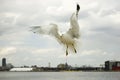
[{"xmin": 31, "ymin": 4, "xmax": 80, "ymax": 56}]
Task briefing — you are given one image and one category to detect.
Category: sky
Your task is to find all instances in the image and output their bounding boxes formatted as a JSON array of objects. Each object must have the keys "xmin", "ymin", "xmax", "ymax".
[{"xmin": 0, "ymin": 0, "xmax": 120, "ymax": 67}]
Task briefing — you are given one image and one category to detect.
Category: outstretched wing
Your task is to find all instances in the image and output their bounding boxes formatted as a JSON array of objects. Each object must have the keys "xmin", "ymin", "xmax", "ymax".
[
  {"xmin": 30, "ymin": 26, "xmax": 46, "ymax": 34},
  {"xmin": 30, "ymin": 23, "xmax": 61, "ymax": 40},
  {"xmin": 67, "ymin": 11, "xmax": 80, "ymax": 39},
  {"xmin": 48, "ymin": 24, "xmax": 61, "ymax": 39}
]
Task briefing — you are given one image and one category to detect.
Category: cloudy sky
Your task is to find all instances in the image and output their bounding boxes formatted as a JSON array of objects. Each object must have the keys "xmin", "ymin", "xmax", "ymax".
[{"xmin": 0, "ymin": 0, "xmax": 120, "ymax": 67}]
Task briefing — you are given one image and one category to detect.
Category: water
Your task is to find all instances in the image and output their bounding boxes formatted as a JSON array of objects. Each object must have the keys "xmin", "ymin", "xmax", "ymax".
[{"xmin": 0, "ymin": 72, "xmax": 120, "ymax": 80}]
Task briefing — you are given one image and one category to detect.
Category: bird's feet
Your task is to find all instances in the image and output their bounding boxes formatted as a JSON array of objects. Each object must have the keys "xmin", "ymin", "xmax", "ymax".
[
  {"xmin": 74, "ymin": 48, "xmax": 77, "ymax": 53},
  {"xmin": 66, "ymin": 50, "xmax": 68, "ymax": 56}
]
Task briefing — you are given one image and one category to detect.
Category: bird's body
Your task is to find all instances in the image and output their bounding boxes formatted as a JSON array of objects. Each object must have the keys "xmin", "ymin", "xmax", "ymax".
[{"xmin": 31, "ymin": 4, "xmax": 80, "ymax": 56}]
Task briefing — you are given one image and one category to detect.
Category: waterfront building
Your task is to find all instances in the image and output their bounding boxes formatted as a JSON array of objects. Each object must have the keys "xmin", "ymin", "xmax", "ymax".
[
  {"xmin": 2, "ymin": 58, "xmax": 6, "ymax": 67},
  {"xmin": 10, "ymin": 68, "xmax": 33, "ymax": 71},
  {"xmin": 105, "ymin": 60, "xmax": 120, "ymax": 71},
  {"xmin": 57, "ymin": 63, "xmax": 71, "ymax": 70}
]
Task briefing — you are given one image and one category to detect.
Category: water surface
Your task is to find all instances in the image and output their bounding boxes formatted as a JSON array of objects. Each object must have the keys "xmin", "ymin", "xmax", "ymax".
[{"xmin": 0, "ymin": 72, "xmax": 120, "ymax": 80}]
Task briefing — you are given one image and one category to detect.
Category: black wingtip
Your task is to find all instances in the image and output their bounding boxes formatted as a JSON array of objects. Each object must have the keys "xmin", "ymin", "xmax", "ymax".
[{"xmin": 77, "ymin": 4, "xmax": 80, "ymax": 12}]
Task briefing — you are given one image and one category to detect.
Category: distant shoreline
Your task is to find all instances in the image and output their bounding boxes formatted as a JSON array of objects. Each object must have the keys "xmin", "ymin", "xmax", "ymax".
[{"xmin": 1, "ymin": 71, "xmax": 120, "ymax": 72}]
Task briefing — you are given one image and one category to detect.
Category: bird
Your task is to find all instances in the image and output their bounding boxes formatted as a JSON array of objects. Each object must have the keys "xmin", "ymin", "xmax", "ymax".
[{"xmin": 31, "ymin": 4, "xmax": 80, "ymax": 56}]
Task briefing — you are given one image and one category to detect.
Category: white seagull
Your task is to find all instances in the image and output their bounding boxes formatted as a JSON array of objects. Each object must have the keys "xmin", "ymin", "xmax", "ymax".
[{"xmin": 31, "ymin": 4, "xmax": 80, "ymax": 56}]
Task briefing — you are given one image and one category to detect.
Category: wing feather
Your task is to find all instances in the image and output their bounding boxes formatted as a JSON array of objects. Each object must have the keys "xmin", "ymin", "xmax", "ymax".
[
  {"xmin": 30, "ymin": 24, "xmax": 61, "ymax": 40},
  {"xmin": 67, "ymin": 12, "xmax": 80, "ymax": 39}
]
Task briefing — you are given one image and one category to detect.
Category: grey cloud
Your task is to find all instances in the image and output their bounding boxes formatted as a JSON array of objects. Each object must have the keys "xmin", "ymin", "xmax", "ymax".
[
  {"xmin": 91, "ymin": 27, "xmax": 120, "ymax": 37},
  {"xmin": 0, "ymin": 0, "xmax": 120, "ymax": 67}
]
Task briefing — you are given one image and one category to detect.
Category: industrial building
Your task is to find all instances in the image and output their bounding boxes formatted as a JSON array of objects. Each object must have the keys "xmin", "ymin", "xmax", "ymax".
[
  {"xmin": 0, "ymin": 58, "xmax": 13, "ymax": 71},
  {"xmin": 10, "ymin": 68, "xmax": 33, "ymax": 72},
  {"xmin": 2, "ymin": 58, "xmax": 6, "ymax": 67},
  {"xmin": 105, "ymin": 60, "xmax": 120, "ymax": 71}
]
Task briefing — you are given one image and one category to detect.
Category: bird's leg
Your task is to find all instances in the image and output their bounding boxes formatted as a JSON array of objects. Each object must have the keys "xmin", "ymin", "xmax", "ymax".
[
  {"xmin": 74, "ymin": 48, "xmax": 77, "ymax": 53},
  {"xmin": 66, "ymin": 45, "xmax": 68, "ymax": 56},
  {"xmin": 72, "ymin": 44, "xmax": 77, "ymax": 53}
]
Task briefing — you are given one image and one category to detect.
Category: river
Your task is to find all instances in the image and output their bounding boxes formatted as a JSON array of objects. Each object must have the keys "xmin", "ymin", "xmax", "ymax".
[{"xmin": 0, "ymin": 72, "xmax": 120, "ymax": 80}]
